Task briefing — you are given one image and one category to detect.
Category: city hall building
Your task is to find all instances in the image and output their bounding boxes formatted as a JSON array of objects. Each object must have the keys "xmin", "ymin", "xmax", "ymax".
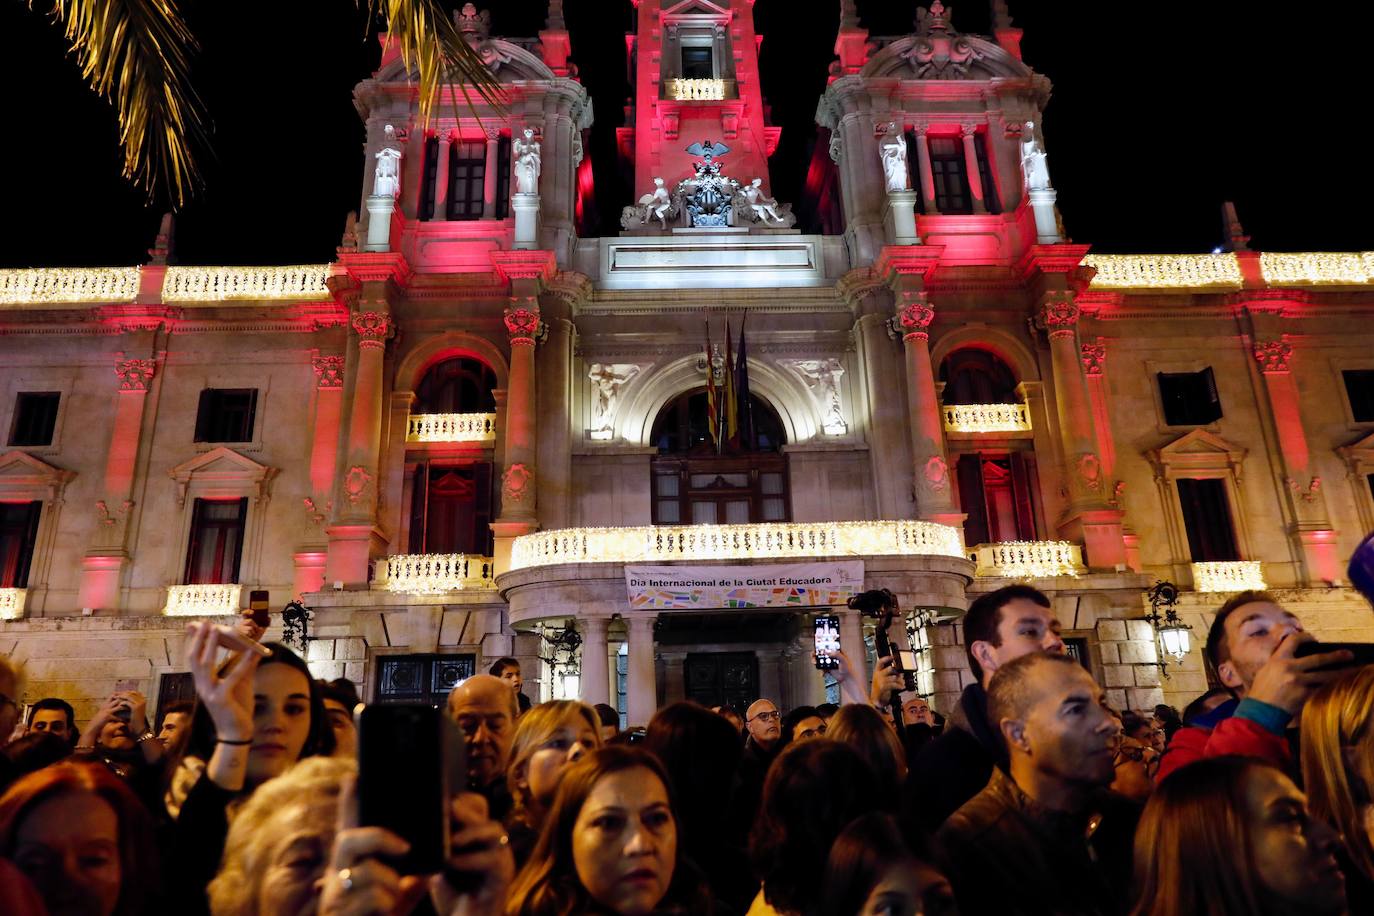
[{"xmin": 3, "ymin": 0, "xmax": 1374, "ymax": 726}]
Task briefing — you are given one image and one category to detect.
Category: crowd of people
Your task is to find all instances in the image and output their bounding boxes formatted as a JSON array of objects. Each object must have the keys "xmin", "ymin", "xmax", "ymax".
[{"xmin": 0, "ymin": 584, "xmax": 1368, "ymax": 915}]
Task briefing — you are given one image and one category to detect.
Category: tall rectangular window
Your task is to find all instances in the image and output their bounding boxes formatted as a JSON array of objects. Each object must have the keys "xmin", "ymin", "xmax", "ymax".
[
  {"xmin": 928, "ymin": 137, "xmax": 970, "ymax": 214},
  {"xmin": 184, "ymin": 497, "xmax": 247, "ymax": 584},
  {"xmin": 1343, "ymin": 369, "xmax": 1374, "ymax": 422},
  {"xmin": 0, "ymin": 501, "xmax": 41, "ymax": 588},
  {"xmin": 650, "ymin": 456, "xmax": 790, "ymax": 525},
  {"xmin": 956, "ymin": 452, "xmax": 1039, "ymax": 546},
  {"xmin": 407, "ymin": 463, "xmax": 494, "ymax": 556},
  {"xmin": 495, "ymin": 136, "xmax": 512, "ymax": 219},
  {"xmin": 1158, "ymin": 368, "xmax": 1222, "ymax": 426},
  {"xmin": 975, "ymin": 133, "xmax": 1001, "ymax": 214},
  {"xmin": 446, "ymin": 141, "xmax": 487, "ymax": 221},
  {"xmin": 194, "ymin": 389, "xmax": 258, "ymax": 443},
  {"xmin": 1176, "ymin": 478, "xmax": 1239, "ymax": 562},
  {"xmin": 9, "ymin": 393, "xmax": 60, "ymax": 447},
  {"xmin": 681, "ymin": 46, "xmax": 713, "ymax": 78},
  {"xmin": 419, "ymin": 135, "xmax": 439, "ymax": 221}
]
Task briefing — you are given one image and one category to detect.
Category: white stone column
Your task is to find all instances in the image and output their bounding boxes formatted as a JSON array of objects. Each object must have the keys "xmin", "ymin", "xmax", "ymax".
[
  {"xmin": 579, "ymin": 616, "xmax": 610, "ymax": 707},
  {"xmin": 364, "ymin": 195, "xmax": 395, "ymax": 251},
  {"xmin": 482, "ymin": 130, "xmax": 501, "ymax": 219},
  {"xmin": 961, "ymin": 125, "xmax": 987, "ymax": 214},
  {"xmin": 625, "ymin": 614, "xmax": 658, "ymax": 726},
  {"xmin": 661, "ymin": 652, "xmax": 686, "ymax": 705},
  {"xmin": 1029, "ymin": 188, "xmax": 1061, "ymax": 243},
  {"xmin": 885, "ymin": 190, "xmax": 919, "ymax": 245},
  {"xmin": 432, "ymin": 132, "xmax": 452, "ymax": 221},
  {"xmin": 913, "ymin": 127, "xmax": 937, "ymax": 215}
]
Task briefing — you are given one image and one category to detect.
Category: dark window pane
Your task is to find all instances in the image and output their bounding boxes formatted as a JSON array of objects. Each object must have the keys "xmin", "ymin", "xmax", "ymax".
[
  {"xmin": 184, "ymin": 497, "xmax": 247, "ymax": 584},
  {"xmin": 940, "ymin": 349, "xmax": 1019, "ymax": 404},
  {"xmin": 420, "ymin": 135, "xmax": 439, "ymax": 221},
  {"xmin": 194, "ymin": 389, "xmax": 258, "ymax": 443},
  {"xmin": 1177, "ymin": 478, "xmax": 1239, "ymax": 562},
  {"xmin": 928, "ymin": 137, "xmax": 970, "ymax": 214},
  {"xmin": 413, "ymin": 358, "xmax": 497, "ymax": 414},
  {"xmin": 1344, "ymin": 370, "xmax": 1374, "ymax": 422},
  {"xmin": 417, "ymin": 463, "xmax": 493, "ymax": 556},
  {"xmin": 495, "ymin": 137, "xmax": 512, "ymax": 219},
  {"xmin": 1158, "ymin": 368, "xmax": 1222, "ymax": 426},
  {"xmin": 9, "ymin": 392, "xmax": 60, "ymax": 447},
  {"xmin": 975, "ymin": 133, "xmax": 1001, "ymax": 215},
  {"xmin": 0, "ymin": 501, "xmax": 41, "ymax": 588},
  {"xmin": 447, "ymin": 141, "xmax": 487, "ymax": 221},
  {"xmin": 375, "ymin": 654, "xmax": 475, "ymax": 705},
  {"xmin": 681, "ymin": 46, "xmax": 713, "ymax": 78}
]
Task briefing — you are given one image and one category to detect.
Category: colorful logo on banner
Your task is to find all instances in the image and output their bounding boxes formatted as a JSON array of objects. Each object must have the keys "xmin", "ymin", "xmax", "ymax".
[{"xmin": 624, "ymin": 562, "xmax": 865, "ymax": 611}]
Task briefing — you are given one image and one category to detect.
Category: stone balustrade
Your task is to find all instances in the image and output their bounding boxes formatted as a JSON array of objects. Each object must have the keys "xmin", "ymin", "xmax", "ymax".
[
  {"xmin": 942, "ymin": 403, "xmax": 1031, "ymax": 433},
  {"xmin": 406, "ymin": 413, "xmax": 498, "ymax": 443},
  {"xmin": 0, "ymin": 588, "xmax": 26, "ymax": 620},
  {"xmin": 968, "ymin": 541, "xmax": 1086, "ymax": 578},
  {"xmin": 164, "ymin": 583, "xmax": 243, "ymax": 616},
  {"xmin": 663, "ymin": 78, "xmax": 736, "ymax": 101},
  {"xmin": 1192, "ymin": 560, "xmax": 1266, "ymax": 593},
  {"xmin": 0, "ymin": 268, "xmax": 140, "ymax": 305},
  {"xmin": 162, "ymin": 265, "xmax": 332, "ymax": 301},
  {"xmin": 1082, "ymin": 254, "xmax": 1243, "ymax": 289},
  {"xmin": 510, "ymin": 520, "xmax": 965, "ymax": 570},
  {"xmin": 375, "ymin": 554, "xmax": 497, "ymax": 595}
]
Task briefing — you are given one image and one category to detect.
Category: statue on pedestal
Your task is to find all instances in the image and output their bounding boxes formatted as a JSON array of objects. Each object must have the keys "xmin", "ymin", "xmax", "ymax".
[
  {"xmin": 1020, "ymin": 121, "xmax": 1051, "ymax": 192},
  {"xmin": 879, "ymin": 122, "xmax": 910, "ymax": 193},
  {"xmin": 513, "ymin": 127, "xmax": 542, "ymax": 195},
  {"xmin": 373, "ymin": 125, "xmax": 403, "ymax": 198},
  {"xmin": 636, "ymin": 178, "xmax": 674, "ymax": 228},
  {"xmin": 737, "ymin": 178, "xmax": 793, "ymax": 227}
]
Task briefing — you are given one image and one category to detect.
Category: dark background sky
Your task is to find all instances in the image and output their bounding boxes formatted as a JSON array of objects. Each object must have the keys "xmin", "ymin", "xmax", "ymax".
[{"xmin": 1, "ymin": 0, "xmax": 1367, "ymax": 267}]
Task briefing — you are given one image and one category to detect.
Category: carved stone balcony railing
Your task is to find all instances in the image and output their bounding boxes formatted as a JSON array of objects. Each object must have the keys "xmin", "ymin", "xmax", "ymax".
[
  {"xmin": 0, "ymin": 588, "xmax": 27, "ymax": 620},
  {"xmin": 968, "ymin": 541, "xmax": 1086, "ymax": 578},
  {"xmin": 1192, "ymin": 561, "xmax": 1265, "ymax": 593},
  {"xmin": 406, "ymin": 413, "xmax": 497, "ymax": 444},
  {"xmin": 661, "ymin": 78, "xmax": 738, "ymax": 101},
  {"xmin": 943, "ymin": 403, "xmax": 1031, "ymax": 434},
  {"xmin": 162, "ymin": 265, "xmax": 332, "ymax": 302},
  {"xmin": 1082, "ymin": 254, "xmax": 1243, "ymax": 290},
  {"xmin": 1259, "ymin": 252, "xmax": 1374, "ymax": 286},
  {"xmin": 510, "ymin": 520, "xmax": 965, "ymax": 570},
  {"xmin": 164, "ymin": 583, "xmax": 243, "ymax": 616},
  {"xmin": 0, "ymin": 267, "xmax": 141, "ymax": 306},
  {"xmin": 375, "ymin": 554, "xmax": 497, "ymax": 595}
]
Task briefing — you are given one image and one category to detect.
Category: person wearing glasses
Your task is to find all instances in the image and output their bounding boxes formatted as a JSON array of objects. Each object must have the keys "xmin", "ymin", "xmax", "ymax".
[{"xmin": 731, "ymin": 699, "xmax": 783, "ymax": 845}]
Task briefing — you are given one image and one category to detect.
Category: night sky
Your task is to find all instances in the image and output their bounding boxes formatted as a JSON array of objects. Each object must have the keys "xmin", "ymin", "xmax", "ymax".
[{"xmin": 1, "ymin": 0, "xmax": 1368, "ymax": 267}]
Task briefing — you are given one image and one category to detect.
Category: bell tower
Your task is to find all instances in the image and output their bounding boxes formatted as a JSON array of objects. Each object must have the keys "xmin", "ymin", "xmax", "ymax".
[{"xmin": 624, "ymin": 0, "xmax": 781, "ymax": 212}]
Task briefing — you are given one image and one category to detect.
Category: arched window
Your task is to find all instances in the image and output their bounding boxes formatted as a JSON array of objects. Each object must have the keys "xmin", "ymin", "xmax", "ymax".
[
  {"xmin": 939, "ymin": 349, "xmax": 1019, "ymax": 405},
  {"xmin": 648, "ymin": 389, "xmax": 789, "ymax": 525},
  {"xmin": 414, "ymin": 357, "xmax": 497, "ymax": 414}
]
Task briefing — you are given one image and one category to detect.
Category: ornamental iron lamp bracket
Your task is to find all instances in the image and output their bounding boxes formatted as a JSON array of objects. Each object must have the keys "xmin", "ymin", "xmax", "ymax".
[{"xmin": 1143, "ymin": 580, "xmax": 1193, "ymax": 678}]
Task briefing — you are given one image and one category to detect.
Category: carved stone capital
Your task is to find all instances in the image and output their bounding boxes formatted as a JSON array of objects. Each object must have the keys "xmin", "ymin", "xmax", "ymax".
[
  {"xmin": 1253, "ymin": 339, "xmax": 1293, "ymax": 374},
  {"xmin": 351, "ymin": 311, "xmax": 391, "ymax": 350},
  {"xmin": 114, "ymin": 358, "xmax": 156, "ymax": 391},
  {"xmin": 1081, "ymin": 343, "xmax": 1106, "ymax": 376},
  {"xmin": 1038, "ymin": 295, "xmax": 1080, "ymax": 337},
  {"xmin": 504, "ymin": 302, "xmax": 542, "ymax": 345},
  {"xmin": 897, "ymin": 294, "xmax": 935, "ymax": 341},
  {"xmin": 312, "ymin": 355, "xmax": 345, "ymax": 388}
]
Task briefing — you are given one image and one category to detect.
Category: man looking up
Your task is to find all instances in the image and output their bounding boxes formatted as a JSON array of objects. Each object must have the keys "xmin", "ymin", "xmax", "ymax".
[
  {"xmin": 25, "ymin": 698, "xmax": 77, "ymax": 748},
  {"xmin": 489, "ymin": 657, "xmax": 532, "ymax": 715},
  {"xmin": 731, "ymin": 698, "xmax": 782, "ymax": 842},
  {"xmin": 937, "ymin": 652, "xmax": 1135, "ymax": 916},
  {"xmin": 1155, "ymin": 590, "xmax": 1350, "ymax": 783},
  {"xmin": 905, "ymin": 584, "xmax": 1065, "ymax": 833},
  {"xmin": 448, "ymin": 673, "xmax": 518, "ymax": 819}
]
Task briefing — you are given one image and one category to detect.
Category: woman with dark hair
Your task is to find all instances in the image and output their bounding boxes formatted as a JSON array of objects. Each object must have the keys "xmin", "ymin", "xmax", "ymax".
[
  {"xmin": 506, "ymin": 745, "xmax": 711, "ymax": 916},
  {"xmin": 819, "ymin": 813, "xmax": 956, "ymax": 916},
  {"xmin": 750, "ymin": 739, "xmax": 882, "ymax": 915},
  {"xmin": 166, "ymin": 622, "xmax": 335, "ymax": 914},
  {"xmin": 1131, "ymin": 756, "xmax": 1346, "ymax": 916},
  {"xmin": 825, "ymin": 704, "xmax": 906, "ymax": 805},
  {"xmin": 0, "ymin": 760, "xmax": 162, "ymax": 915},
  {"xmin": 644, "ymin": 701, "xmax": 753, "ymax": 911}
]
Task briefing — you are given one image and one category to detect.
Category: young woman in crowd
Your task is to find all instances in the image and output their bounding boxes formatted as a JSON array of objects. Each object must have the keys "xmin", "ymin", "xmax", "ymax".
[
  {"xmin": 644, "ymin": 701, "xmax": 754, "ymax": 912},
  {"xmin": 819, "ymin": 812, "xmax": 957, "ymax": 916},
  {"xmin": 505, "ymin": 745, "xmax": 710, "ymax": 916},
  {"xmin": 1301, "ymin": 665, "xmax": 1374, "ymax": 911},
  {"xmin": 168, "ymin": 622, "xmax": 335, "ymax": 913},
  {"xmin": 1130, "ymin": 755, "xmax": 1347, "ymax": 916},
  {"xmin": 0, "ymin": 760, "xmax": 161, "ymax": 915},
  {"xmin": 825, "ymin": 704, "xmax": 907, "ymax": 803},
  {"xmin": 505, "ymin": 700, "xmax": 602, "ymax": 866},
  {"xmin": 750, "ymin": 739, "xmax": 882, "ymax": 916}
]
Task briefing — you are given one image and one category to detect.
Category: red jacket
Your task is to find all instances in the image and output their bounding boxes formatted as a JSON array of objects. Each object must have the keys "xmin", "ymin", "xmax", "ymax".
[{"xmin": 1154, "ymin": 698, "xmax": 1293, "ymax": 784}]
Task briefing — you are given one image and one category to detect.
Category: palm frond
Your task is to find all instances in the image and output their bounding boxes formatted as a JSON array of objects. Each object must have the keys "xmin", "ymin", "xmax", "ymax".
[
  {"xmin": 362, "ymin": 0, "xmax": 508, "ymax": 127},
  {"xmin": 45, "ymin": 0, "xmax": 207, "ymax": 207}
]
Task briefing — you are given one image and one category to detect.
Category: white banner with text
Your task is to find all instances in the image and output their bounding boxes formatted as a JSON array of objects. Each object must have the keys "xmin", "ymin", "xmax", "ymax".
[{"xmin": 624, "ymin": 561, "xmax": 865, "ymax": 612}]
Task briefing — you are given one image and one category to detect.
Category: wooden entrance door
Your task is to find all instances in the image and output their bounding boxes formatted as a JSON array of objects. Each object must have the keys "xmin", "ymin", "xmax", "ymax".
[{"xmin": 683, "ymin": 652, "xmax": 758, "ymax": 710}]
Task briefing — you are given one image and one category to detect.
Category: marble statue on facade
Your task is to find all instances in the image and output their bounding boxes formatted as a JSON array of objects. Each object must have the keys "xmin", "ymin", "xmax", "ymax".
[
  {"xmin": 514, "ymin": 127, "xmax": 542, "ymax": 195},
  {"xmin": 736, "ymin": 178, "xmax": 796, "ymax": 227},
  {"xmin": 588, "ymin": 363, "xmax": 643, "ymax": 437},
  {"xmin": 785, "ymin": 358, "xmax": 847, "ymax": 435},
  {"xmin": 373, "ymin": 125, "xmax": 403, "ymax": 198},
  {"xmin": 633, "ymin": 178, "xmax": 674, "ymax": 229},
  {"xmin": 879, "ymin": 122, "xmax": 910, "ymax": 192},
  {"xmin": 1020, "ymin": 121, "xmax": 1051, "ymax": 192}
]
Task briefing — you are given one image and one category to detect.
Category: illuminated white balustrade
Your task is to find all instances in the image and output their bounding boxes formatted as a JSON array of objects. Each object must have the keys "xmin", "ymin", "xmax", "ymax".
[
  {"xmin": 0, "ymin": 267, "xmax": 140, "ymax": 305},
  {"xmin": 968, "ymin": 541, "xmax": 1085, "ymax": 578},
  {"xmin": 0, "ymin": 588, "xmax": 27, "ymax": 620},
  {"xmin": 510, "ymin": 520, "xmax": 966, "ymax": 570},
  {"xmin": 1082, "ymin": 254, "xmax": 1243, "ymax": 290},
  {"xmin": 164, "ymin": 584, "xmax": 243, "ymax": 616},
  {"xmin": 1192, "ymin": 561, "xmax": 1265, "ymax": 593},
  {"xmin": 943, "ymin": 403, "xmax": 1031, "ymax": 433},
  {"xmin": 665, "ymin": 78, "xmax": 731, "ymax": 100},
  {"xmin": 1259, "ymin": 252, "xmax": 1374, "ymax": 286},
  {"xmin": 376, "ymin": 554, "xmax": 496, "ymax": 595},
  {"xmin": 406, "ymin": 413, "xmax": 497, "ymax": 443},
  {"xmin": 162, "ymin": 265, "xmax": 332, "ymax": 302}
]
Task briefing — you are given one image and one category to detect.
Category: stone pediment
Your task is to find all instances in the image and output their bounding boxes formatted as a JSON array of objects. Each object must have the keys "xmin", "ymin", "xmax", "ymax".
[
  {"xmin": 169, "ymin": 447, "xmax": 277, "ymax": 507},
  {"xmin": 1149, "ymin": 429, "xmax": 1247, "ymax": 477},
  {"xmin": 862, "ymin": 34, "xmax": 1030, "ymax": 80},
  {"xmin": 375, "ymin": 39, "xmax": 556, "ymax": 84},
  {"xmin": 663, "ymin": 0, "xmax": 731, "ymax": 17},
  {"xmin": 0, "ymin": 450, "xmax": 75, "ymax": 501}
]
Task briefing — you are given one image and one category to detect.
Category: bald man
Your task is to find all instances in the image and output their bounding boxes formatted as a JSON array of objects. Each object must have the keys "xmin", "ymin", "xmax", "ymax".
[
  {"xmin": 448, "ymin": 673, "xmax": 519, "ymax": 820},
  {"xmin": 730, "ymin": 697, "xmax": 783, "ymax": 844}
]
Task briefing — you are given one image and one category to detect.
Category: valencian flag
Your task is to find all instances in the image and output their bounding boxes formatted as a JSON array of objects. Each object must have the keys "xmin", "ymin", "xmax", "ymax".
[
  {"xmin": 724, "ymin": 320, "xmax": 739, "ymax": 449},
  {"xmin": 736, "ymin": 315, "xmax": 755, "ymax": 451},
  {"xmin": 704, "ymin": 321, "xmax": 720, "ymax": 450}
]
